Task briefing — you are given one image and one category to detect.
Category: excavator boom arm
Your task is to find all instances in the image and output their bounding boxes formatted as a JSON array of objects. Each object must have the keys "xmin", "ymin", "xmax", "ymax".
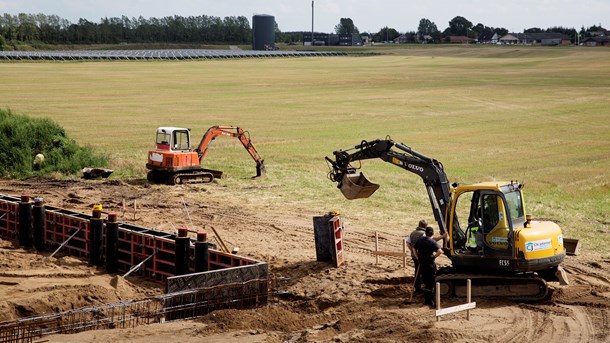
[
  {"xmin": 196, "ymin": 125, "xmax": 265, "ymax": 177},
  {"xmin": 327, "ymin": 139, "xmax": 450, "ymax": 234}
]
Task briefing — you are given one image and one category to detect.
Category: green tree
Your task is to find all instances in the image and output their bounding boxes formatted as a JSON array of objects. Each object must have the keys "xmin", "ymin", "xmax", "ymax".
[
  {"xmin": 446, "ymin": 16, "xmax": 473, "ymax": 36},
  {"xmin": 495, "ymin": 27, "xmax": 508, "ymax": 36},
  {"xmin": 417, "ymin": 18, "xmax": 438, "ymax": 35},
  {"xmin": 335, "ymin": 18, "xmax": 359, "ymax": 35},
  {"xmin": 417, "ymin": 18, "xmax": 440, "ymax": 43},
  {"xmin": 374, "ymin": 27, "xmax": 399, "ymax": 42},
  {"xmin": 0, "ymin": 34, "xmax": 8, "ymax": 50}
]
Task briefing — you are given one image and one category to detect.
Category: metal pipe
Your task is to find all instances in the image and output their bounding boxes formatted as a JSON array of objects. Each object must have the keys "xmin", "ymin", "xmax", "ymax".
[
  {"xmin": 123, "ymin": 249, "xmax": 158, "ymax": 278},
  {"xmin": 50, "ymin": 228, "xmax": 82, "ymax": 258}
]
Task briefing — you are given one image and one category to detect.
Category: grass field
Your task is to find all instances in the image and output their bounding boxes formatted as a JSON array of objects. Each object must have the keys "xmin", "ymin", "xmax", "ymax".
[{"xmin": 1, "ymin": 45, "xmax": 608, "ymax": 255}]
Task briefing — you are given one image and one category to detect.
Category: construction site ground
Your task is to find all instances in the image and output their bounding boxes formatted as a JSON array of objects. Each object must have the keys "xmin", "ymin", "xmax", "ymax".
[{"xmin": 0, "ymin": 178, "xmax": 609, "ymax": 343}]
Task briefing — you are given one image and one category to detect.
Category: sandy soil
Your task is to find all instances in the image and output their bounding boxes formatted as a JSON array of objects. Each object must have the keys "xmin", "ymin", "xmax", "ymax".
[{"xmin": 0, "ymin": 178, "xmax": 609, "ymax": 343}]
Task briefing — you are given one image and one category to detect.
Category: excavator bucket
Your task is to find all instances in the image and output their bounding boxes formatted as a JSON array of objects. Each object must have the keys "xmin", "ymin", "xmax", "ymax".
[
  {"xmin": 563, "ymin": 238, "xmax": 581, "ymax": 255},
  {"xmin": 255, "ymin": 161, "xmax": 266, "ymax": 178},
  {"xmin": 339, "ymin": 173, "xmax": 380, "ymax": 200}
]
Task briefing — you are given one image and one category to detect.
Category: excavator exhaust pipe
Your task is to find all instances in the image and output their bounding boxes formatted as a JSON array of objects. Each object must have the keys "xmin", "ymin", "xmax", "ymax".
[{"xmin": 339, "ymin": 173, "xmax": 380, "ymax": 200}]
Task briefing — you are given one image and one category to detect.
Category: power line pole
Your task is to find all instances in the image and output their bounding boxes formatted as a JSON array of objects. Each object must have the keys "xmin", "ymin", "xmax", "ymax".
[{"xmin": 311, "ymin": 0, "xmax": 314, "ymax": 46}]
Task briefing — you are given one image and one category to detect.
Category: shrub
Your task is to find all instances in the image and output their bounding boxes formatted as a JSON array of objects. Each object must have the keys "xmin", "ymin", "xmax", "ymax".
[{"xmin": 0, "ymin": 109, "xmax": 108, "ymax": 178}]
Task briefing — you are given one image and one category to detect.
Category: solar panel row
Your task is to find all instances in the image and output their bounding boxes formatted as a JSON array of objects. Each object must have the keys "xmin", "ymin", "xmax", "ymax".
[{"xmin": 0, "ymin": 49, "xmax": 346, "ymax": 61}]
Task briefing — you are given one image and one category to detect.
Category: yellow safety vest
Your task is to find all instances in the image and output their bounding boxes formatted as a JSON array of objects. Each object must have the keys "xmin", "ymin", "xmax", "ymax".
[{"xmin": 468, "ymin": 226, "xmax": 479, "ymax": 248}]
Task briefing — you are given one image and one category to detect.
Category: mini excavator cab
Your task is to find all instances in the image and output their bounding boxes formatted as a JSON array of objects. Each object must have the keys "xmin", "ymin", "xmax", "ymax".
[{"xmin": 155, "ymin": 127, "xmax": 191, "ymax": 152}]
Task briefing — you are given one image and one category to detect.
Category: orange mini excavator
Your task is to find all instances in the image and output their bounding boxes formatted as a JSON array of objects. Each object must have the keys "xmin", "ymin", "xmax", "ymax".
[{"xmin": 146, "ymin": 125, "xmax": 265, "ymax": 185}]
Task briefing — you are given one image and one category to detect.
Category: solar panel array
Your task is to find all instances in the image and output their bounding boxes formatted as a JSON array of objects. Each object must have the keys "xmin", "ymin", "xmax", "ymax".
[{"xmin": 0, "ymin": 49, "xmax": 346, "ymax": 61}]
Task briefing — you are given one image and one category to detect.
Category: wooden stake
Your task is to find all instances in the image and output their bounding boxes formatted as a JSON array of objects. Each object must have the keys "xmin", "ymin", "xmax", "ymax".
[
  {"xmin": 209, "ymin": 225, "xmax": 230, "ymax": 253},
  {"xmin": 402, "ymin": 238, "xmax": 407, "ymax": 268},
  {"xmin": 467, "ymin": 279, "xmax": 471, "ymax": 320},
  {"xmin": 133, "ymin": 199, "xmax": 137, "ymax": 221},
  {"xmin": 374, "ymin": 231, "xmax": 379, "ymax": 264},
  {"xmin": 436, "ymin": 282, "xmax": 441, "ymax": 322}
]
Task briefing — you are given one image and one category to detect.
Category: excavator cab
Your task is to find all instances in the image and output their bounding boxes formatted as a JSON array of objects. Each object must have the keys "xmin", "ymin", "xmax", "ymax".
[
  {"xmin": 155, "ymin": 127, "xmax": 191, "ymax": 151},
  {"xmin": 452, "ymin": 187, "xmax": 514, "ymax": 259}
]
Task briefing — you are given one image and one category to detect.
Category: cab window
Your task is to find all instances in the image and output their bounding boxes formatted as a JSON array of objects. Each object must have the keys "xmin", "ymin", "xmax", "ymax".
[
  {"xmin": 481, "ymin": 194, "xmax": 500, "ymax": 231},
  {"xmin": 504, "ymin": 190, "xmax": 525, "ymax": 226},
  {"xmin": 156, "ymin": 132, "xmax": 171, "ymax": 145},
  {"xmin": 172, "ymin": 131, "xmax": 190, "ymax": 150}
]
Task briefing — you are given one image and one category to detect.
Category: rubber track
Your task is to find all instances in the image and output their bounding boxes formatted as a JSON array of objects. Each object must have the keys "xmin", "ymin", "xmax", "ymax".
[
  {"xmin": 171, "ymin": 171, "xmax": 213, "ymax": 184},
  {"xmin": 435, "ymin": 267, "xmax": 549, "ymax": 302}
]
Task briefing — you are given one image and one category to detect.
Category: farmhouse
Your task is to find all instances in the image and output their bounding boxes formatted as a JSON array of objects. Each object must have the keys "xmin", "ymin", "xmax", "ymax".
[
  {"xmin": 479, "ymin": 32, "xmax": 500, "ymax": 44},
  {"xmin": 581, "ymin": 31, "xmax": 610, "ymax": 46},
  {"xmin": 446, "ymin": 35, "xmax": 471, "ymax": 44},
  {"xmin": 499, "ymin": 33, "xmax": 570, "ymax": 45}
]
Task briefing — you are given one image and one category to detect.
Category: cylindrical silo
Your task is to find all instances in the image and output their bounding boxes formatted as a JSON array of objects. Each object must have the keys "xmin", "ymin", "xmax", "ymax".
[{"xmin": 252, "ymin": 14, "xmax": 275, "ymax": 50}]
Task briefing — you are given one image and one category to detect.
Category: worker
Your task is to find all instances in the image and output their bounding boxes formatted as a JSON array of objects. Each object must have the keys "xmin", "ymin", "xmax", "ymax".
[
  {"xmin": 414, "ymin": 226, "xmax": 443, "ymax": 308},
  {"xmin": 467, "ymin": 220, "xmax": 484, "ymax": 252},
  {"xmin": 406, "ymin": 219, "xmax": 428, "ymax": 292},
  {"xmin": 407, "ymin": 220, "xmax": 447, "ymax": 292}
]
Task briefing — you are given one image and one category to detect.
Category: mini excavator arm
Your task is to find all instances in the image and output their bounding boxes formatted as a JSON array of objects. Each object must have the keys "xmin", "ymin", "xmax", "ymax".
[
  {"xmin": 326, "ymin": 139, "xmax": 451, "ymax": 234},
  {"xmin": 196, "ymin": 125, "xmax": 266, "ymax": 177}
]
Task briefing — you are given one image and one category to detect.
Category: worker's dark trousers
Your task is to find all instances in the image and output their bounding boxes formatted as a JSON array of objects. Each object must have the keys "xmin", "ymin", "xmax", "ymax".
[
  {"xmin": 412, "ymin": 258, "xmax": 421, "ymax": 291},
  {"xmin": 420, "ymin": 262, "xmax": 436, "ymax": 306}
]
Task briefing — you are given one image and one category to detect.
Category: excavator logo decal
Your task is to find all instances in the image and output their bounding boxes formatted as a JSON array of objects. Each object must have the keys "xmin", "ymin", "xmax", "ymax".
[
  {"xmin": 408, "ymin": 164, "xmax": 424, "ymax": 173},
  {"xmin": 526, "ymin": 239, "xmax": 552, "ymax": 252},
  {"xmin": 391, "ymin": 158, "xmax": 424, "ymax": 173}
]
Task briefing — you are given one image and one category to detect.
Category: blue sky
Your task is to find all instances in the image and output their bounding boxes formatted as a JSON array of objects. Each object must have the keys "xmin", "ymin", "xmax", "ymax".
[{"xmin": 1, "ymin": 0, "xmax": 608, "ymax": 33}]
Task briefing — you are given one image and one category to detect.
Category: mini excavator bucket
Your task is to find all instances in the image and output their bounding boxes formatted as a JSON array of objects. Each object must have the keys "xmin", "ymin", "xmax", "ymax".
[
  {"xmin": 255, "ymin": 161, "xmax": 266, "ymax": 178},
  {"xmin": 339, "ymin": 173, "xmax": 380, "ymax": 200}
]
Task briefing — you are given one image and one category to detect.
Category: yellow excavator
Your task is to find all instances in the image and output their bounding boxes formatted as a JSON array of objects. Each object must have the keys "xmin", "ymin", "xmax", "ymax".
[{"xmin": 326, "ymin": 139, "xmax": 568, "ymax": 301}]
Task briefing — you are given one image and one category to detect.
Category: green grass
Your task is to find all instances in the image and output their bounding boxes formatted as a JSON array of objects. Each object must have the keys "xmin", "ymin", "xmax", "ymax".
[{"xmin": 1, "ymin": 45, "xmax": 608, "ymax": 256}]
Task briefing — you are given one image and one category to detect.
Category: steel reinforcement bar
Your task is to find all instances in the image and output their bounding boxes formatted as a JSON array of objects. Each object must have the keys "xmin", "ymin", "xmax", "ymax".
[{"xmin": 0, "ymin": 278, "xmax": 270, "ymax": 343}]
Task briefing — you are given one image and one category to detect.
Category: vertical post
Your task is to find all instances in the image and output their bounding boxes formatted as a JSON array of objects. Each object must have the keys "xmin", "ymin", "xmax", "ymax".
[
  {"xmin": 375, "ymin": 231, "xmax": 379, "ymax": 264},
  {"xmin": 18, "ymin": 194, "xmax": 33, "ymax": 247},
  {"xmin": 175, "ymin": 227, "xmax": 190, "ymax": 276},
  {"xmin": 33, "ymin": 197, "xmax": 45, "ymax": 251},
  {"xmin": 106, "ymin": 213, "xmax": 119, "ymax": 273},
  {"xmin": 311, "ymin": 1, "xmax": 314, "ymax": 46},
  {"xmin": 195, "ymin": 231, "xmax": 209, "ymax": 273},
  {"xmin": 467, "ymin": 279, "xmax": 471, "ymax": 320},
  {"xmin": 436, "ymin": 282, "xmax": 441, "ymax": 322},
  {"xmin": 402, "ymin": 238, "xmax": 407, "ymax": 268},
  {"xmin": 89, "ymin": 205, "xmax": 103, "ymax": 266}
]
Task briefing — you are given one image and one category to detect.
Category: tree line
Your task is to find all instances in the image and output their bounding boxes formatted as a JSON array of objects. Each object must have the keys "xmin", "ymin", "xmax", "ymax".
[
  {"xmin": 325, "ymin": 15, "xmax": 602, "ymax": 44},
  {"xmin": 0, "ymin": 12, "xmax": 605, "ymax": 48},
  {"xmin": 0, "ymin": 13, "xmax": 251, "ymax": 45}
]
